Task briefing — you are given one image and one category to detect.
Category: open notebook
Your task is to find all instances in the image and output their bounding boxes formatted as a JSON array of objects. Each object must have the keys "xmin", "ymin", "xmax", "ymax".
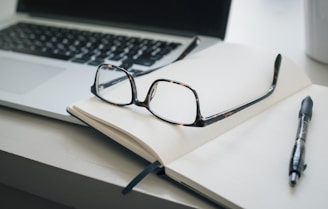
[{"xmin": 67, "ymin": 43, "xmax": 328, "ymax": 209}]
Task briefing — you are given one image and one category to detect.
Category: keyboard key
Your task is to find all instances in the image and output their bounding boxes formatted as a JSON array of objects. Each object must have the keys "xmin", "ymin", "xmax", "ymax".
[
  {"xmin": 120, "ymin": 61, "xmax": 134, "ymax": 70},
  {"xmin": 71, "ymin": 58, "xmax": 89, "ymax": 64},
  {"xmin": 128, "ymin": 69, "xmax": 143, "ymax": 74},
  {"xmin": 134, "ymin": 57, "xmax": 156, "ymax": 66},
  {"xmin": 88, "ymin": 59, "xmax": 105, "ymax": 66},
  {"xmin": 14, "ymin": 47, "xmax": 71, "ymax": 60}
]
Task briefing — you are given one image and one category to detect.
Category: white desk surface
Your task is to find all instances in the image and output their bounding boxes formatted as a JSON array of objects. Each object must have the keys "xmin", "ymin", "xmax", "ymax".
[{"xmin": 1, "ymin": 0, "xmax": 328, "ymax": 209}]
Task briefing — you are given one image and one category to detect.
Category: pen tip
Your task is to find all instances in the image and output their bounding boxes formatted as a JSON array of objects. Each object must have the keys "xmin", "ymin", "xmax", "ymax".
[{"xmin": 289, "ymin": 172, "xmax": 299, "ymax": 187}]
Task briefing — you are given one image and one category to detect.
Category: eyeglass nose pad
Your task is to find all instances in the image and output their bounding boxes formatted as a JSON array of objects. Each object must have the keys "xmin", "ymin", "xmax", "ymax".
[{"xmin": 149, "ymin": 82, "xmax": 158, "ymax": 102}]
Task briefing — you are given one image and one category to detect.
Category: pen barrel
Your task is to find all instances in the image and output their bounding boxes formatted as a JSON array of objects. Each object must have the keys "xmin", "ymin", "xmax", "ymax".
[
  {"xmin": 289, "ymin": 139, "xmax": 306, "ymax": 176},
  {"xmin": 289, "ymin": 96, "xmax": 312, "ymax": 185},
  {"xmin": 296, "ymin": 115, "xmax": 310, "ymax": 142}
]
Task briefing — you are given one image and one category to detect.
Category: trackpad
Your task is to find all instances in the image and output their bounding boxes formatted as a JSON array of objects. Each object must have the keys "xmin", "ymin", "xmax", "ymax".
[{"xmin": 0, "ymin": 57, "xmax": 65, "ymax": 94}]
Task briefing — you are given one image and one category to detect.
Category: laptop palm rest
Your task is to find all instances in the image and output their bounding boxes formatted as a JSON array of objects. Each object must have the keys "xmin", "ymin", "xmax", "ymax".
[{"xmin": 0, "ymin": 57, "xmax": 64, "ymax": 94}]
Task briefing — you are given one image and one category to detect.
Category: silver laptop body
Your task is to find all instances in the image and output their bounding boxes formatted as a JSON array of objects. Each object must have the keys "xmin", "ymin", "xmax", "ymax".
[{"xmin": 0, "ymin": 0, "xmax": 231, "ymax": 124}]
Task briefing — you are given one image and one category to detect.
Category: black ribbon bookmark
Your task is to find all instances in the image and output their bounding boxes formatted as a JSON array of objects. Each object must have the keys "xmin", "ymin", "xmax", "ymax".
[{"xmin": 122, "ymin": 160, "xmax": 161, "ymax": 195}]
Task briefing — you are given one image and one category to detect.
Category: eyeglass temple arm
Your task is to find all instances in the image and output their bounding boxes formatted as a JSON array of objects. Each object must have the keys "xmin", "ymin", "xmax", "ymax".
[{"xmin": 202, "ymin": 54, "xmax": 282, "ymax": 126}]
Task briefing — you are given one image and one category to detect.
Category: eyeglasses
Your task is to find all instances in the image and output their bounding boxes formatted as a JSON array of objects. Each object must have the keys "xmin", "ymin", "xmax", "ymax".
[{"xmin": 91, "ymin": 54, "xmax": 281, "ymax": 127}]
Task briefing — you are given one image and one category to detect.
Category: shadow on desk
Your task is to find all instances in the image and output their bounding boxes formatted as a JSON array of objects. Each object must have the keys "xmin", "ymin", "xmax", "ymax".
[{"xmin": 0, "ymin": 183, "xmax": 73, "ymax": 209}]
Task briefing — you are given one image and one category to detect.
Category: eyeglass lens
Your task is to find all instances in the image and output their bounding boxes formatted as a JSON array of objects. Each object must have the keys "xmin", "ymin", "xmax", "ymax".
[
  {"xmin": 95, "ymin": 65, "xmax": 198, "ymax": 125},
  {"xmin": 148, "ymin": 80, "xmax": 197, "ymax": 124},
  {"xmin": 96, "ymin": 65, "xmax": 132, "ymax": 105}
]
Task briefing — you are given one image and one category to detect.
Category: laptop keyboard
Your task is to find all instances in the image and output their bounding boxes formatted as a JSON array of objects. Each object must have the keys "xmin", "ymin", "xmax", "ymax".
[{"xmin": 0, "ymin": 22, "xmax": 181, "ymax": 70}]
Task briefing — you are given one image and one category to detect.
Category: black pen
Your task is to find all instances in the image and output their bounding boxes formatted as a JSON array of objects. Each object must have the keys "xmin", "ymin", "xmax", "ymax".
[{"xmin": 289, "ymin": 96, "xmax": 313, "ymax": 187}]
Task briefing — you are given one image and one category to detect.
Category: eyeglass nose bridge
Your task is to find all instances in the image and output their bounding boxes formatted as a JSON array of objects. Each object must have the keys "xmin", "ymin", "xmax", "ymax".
[
  {"xmin": 128, "ymin": 75, "xmax": 161, "ymax": 110},
  {"xmin": 135, "ymin": 80, "xmax": 160, "ymax": 109},
  {"xmin": 149, "ymin": 82, "xmax": 158, "ymax": 102},
  {"xmin": 127, "ymin": 73, "xmax": 143, "ymax": 107}
]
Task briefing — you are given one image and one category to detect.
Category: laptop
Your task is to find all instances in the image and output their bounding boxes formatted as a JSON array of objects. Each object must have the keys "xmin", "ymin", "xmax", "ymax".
[{"xmin": 0, "ymin": 0, "xmax": 231, "ymax": 124}]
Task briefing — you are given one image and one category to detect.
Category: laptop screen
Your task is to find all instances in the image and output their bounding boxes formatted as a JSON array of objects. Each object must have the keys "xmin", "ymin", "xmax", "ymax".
[{"xmin": 17, "ymin": 0, "xmax": 231, "ymax": 39}]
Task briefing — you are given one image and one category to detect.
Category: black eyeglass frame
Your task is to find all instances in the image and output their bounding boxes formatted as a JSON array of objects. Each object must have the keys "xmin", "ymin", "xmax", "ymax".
[{"xmin": 91, "ymin": 54, "xmax": 282, "ymax": 127}]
